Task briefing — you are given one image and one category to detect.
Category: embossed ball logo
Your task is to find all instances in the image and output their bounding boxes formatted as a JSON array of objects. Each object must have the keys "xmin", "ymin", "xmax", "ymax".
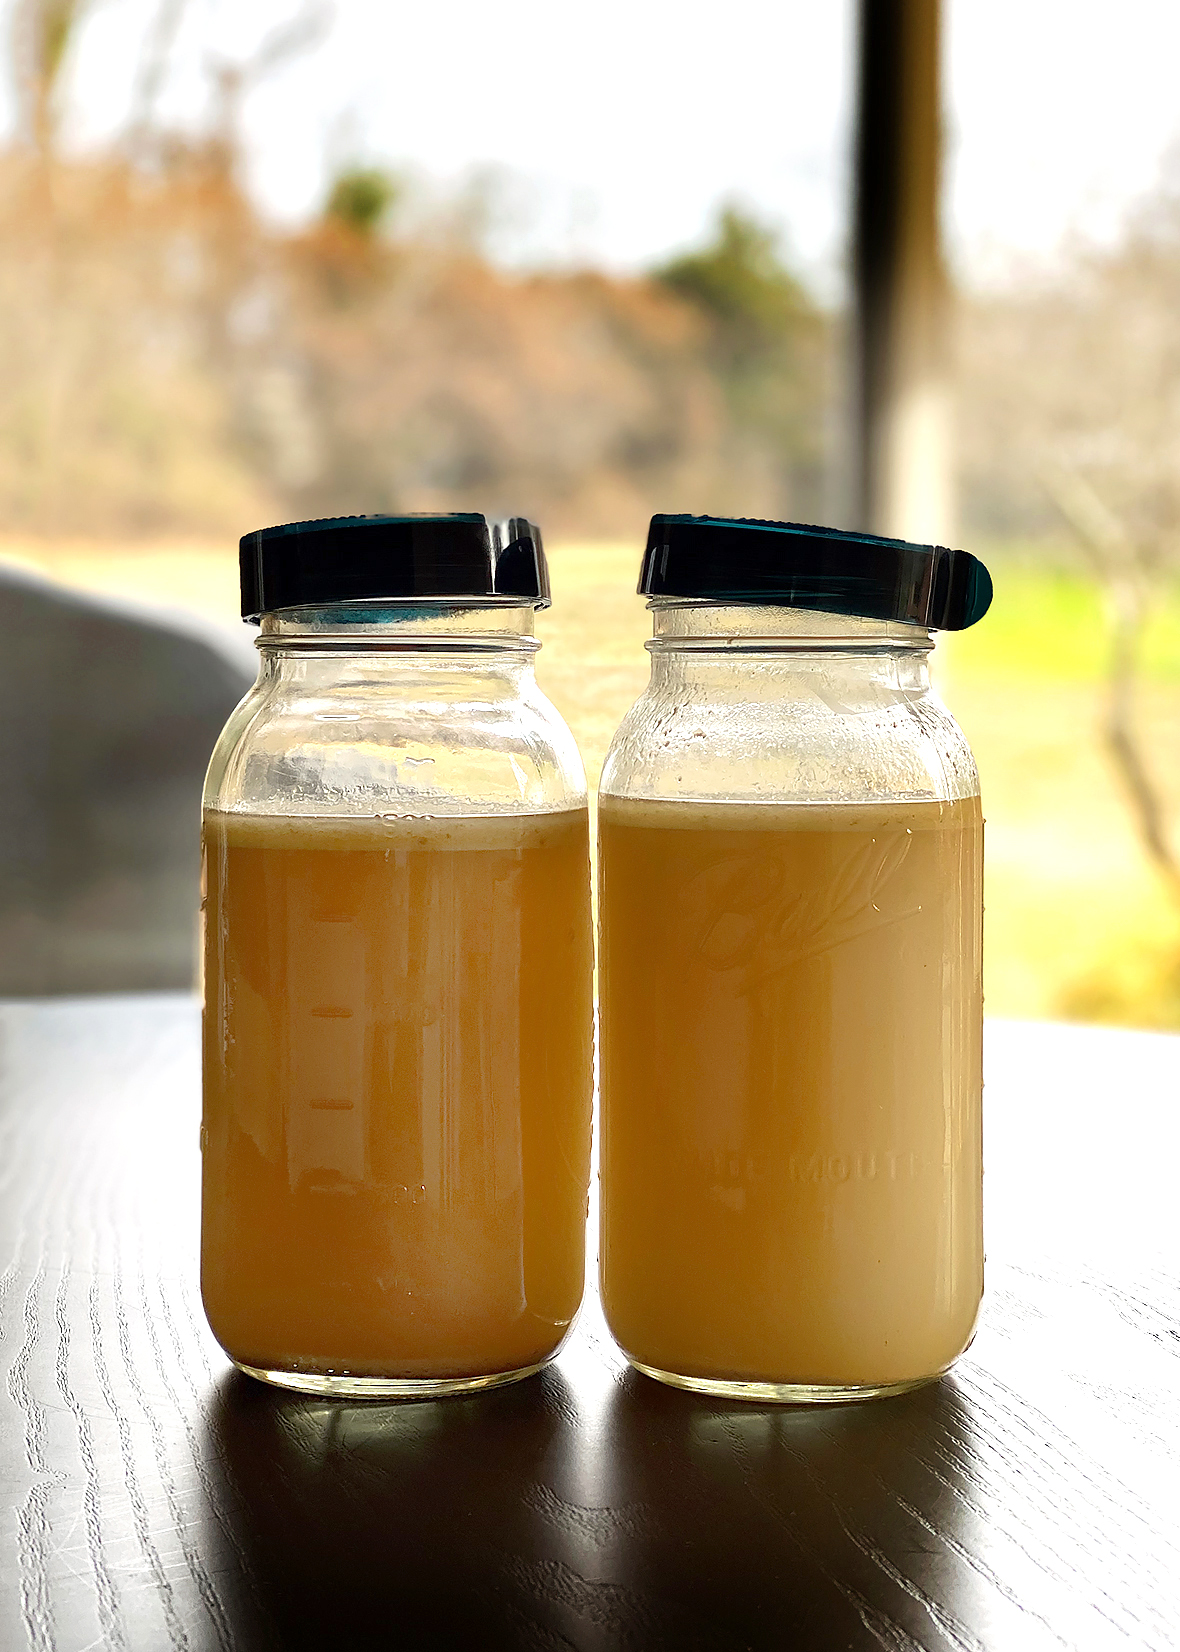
[{"xmin": 690, "ymin": 830, "xmax": 921, "ymax": 984}]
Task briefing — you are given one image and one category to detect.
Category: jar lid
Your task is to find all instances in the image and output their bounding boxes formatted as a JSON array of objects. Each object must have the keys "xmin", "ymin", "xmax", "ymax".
[
  {"xmin": 239, "ymin": 514, "xmax": 550, "ymax": 621},
  {"xmin": 640, "ymin": 515, "xmax": 992, "ymax": 631}
]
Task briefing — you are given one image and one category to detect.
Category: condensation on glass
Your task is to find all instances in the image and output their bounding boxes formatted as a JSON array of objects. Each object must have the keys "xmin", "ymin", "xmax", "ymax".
[
  {"xmin": 596, "ymin": 516, "xmax": 992, "ymax": 1403},
  {"xmin": 200, "ymin": 516, "xmax": 593, "ymax": 1398}
]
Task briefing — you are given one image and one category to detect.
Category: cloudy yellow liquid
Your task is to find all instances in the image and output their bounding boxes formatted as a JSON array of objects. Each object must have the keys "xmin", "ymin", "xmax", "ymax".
[
  {"xmin": 598, "ymin": 794, "xmax": 983, "ymax": 1393},
  {"xmin": 201, "ymin": 808, "xmax": 593, "ymax": 1384}
]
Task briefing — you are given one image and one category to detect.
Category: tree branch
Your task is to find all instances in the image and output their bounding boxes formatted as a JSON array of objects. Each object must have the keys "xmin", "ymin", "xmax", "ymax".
[
  {"xmin": 206, "ymin": 2, "xmax": 333, "ymax": 147},
  {"xmin": 125, "ymin": 0, "xmax": 189, "ymax": 152},
  {"xmin": 1042, "ymin": 461, "xmax": 1180, "ymax": 898}
]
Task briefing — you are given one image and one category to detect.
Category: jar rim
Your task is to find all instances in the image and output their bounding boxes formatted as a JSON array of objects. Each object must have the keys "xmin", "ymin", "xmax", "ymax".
[{"xmin": 645, "ymin": 636, "xmax": 935, "ymax": 656}]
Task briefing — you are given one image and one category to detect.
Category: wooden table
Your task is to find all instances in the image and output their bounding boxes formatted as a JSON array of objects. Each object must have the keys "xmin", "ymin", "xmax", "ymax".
[{"xmin": 1, "ymin": 996, "xmax": 1177, "ymax": 1650}]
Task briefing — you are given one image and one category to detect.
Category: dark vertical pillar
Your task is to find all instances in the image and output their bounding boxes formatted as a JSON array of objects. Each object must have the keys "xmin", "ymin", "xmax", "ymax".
[{"xmin": 851, "ymin": 0, "xmax": 951, "ymax": 542}]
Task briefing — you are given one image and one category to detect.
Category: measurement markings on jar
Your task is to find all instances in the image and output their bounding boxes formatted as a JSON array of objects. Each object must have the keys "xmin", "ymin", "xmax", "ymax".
[{"xmin": 285, "ymin": 911, "xmax": 367, "ymax": 1189}]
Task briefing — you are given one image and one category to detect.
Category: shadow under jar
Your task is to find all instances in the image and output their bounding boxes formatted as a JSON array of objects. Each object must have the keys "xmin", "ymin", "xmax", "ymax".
[
  {"xmin": 201, "ymin": 515, "xmax": 593, "ymax": 1398},
  {"xmin": 597, "ymin": 515, "xmax": 993, "ymax": 1403}
]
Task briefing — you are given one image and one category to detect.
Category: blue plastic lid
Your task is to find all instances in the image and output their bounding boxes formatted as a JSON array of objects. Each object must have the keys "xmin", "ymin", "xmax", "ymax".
[
  {"xmin": 640, "ymin": 515, "xmax": 992, "ymax": 631},
  {"xmin": 239, "ymin": 514, "xmax": 550, "ymax": 621}
]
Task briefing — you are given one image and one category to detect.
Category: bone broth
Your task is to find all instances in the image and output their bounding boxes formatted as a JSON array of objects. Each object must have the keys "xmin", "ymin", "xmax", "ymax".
[
  {"xmin": 202, "ymin": 806, "xmax": 593, "ymax": 1386},
  {"xmin": 598, "ymin": 793, "xmax": 983, "ymax": 1394}
]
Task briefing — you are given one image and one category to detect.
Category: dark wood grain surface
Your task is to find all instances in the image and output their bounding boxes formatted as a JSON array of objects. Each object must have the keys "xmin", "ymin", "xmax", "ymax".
[{"xmin": 0, "ymin": 995, "xmax": 1178, "ymax": 1651}]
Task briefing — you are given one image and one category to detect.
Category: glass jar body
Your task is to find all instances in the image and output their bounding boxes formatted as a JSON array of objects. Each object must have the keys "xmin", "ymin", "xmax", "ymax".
[
  {"xmin": 201, "ymin": 605, "xmax": 594, "ymax": 1398},
  {"xmin": 597, "ymin": 607, "xmax": 983, "ymax": 1402}
]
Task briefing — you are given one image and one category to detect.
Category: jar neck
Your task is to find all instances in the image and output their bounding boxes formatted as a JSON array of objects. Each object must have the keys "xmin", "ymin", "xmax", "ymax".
[
  {"xmin": 649, "ymin": 601, "xmax": 933, "ymax": 653},
  {"xmin": 646, "ymin": 603, "xmax": 933, "ymax": 694},
  {"xmin": 256, "ymin": 601, "xmax": 539, "ymax": 657},
  {"xmin": 252, "ymin": 603, "xmax": 540, "ymax": 695}
]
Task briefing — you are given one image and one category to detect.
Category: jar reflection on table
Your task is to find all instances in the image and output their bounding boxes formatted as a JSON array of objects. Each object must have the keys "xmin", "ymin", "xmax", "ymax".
[
  {"xmin": 200, "ymin": 516, "xmax": 594, "ymax": 1399},
  {"xmin": 597, "ymin": 520, "xmax": 991, "ymax": 1402},
  {"xmin": 204, "ymin": 1365, "xmax": 579, "ymax": 1646}
]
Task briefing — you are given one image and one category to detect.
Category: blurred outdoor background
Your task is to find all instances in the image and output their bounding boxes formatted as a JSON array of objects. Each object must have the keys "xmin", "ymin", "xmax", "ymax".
[{"xmin": 1, "ymin": 0, "xmax": 1179, "ymax": 1023}]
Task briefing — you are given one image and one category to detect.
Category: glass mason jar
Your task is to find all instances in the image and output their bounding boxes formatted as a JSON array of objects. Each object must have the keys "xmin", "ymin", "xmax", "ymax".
[
  {"xmin": 597, "ymin": 515, "xmax": 993, "ymax": 1403},
  {"xmin": 201, "ymin": 515, "xmax": 594, "ymax": 1398}
]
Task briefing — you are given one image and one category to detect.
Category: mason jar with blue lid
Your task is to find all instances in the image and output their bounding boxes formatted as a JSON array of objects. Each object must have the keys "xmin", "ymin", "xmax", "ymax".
[
  {"xmin": 201, "ymin": 514, "xmax": 593, "ymax": 1398},
  {"xmin": 597, "ymin": 515, "xmax": 993, "ymax": 1402}
]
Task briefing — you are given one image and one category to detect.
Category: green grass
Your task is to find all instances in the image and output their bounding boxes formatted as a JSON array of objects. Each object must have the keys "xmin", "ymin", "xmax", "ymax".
[
  {"xmin": 942, "ymin": 564, "xmax": 1180, "ymax": 684},
  {"xmin": 937, "ymin": 554, "xmax": 1180, "ymax": 1027}
]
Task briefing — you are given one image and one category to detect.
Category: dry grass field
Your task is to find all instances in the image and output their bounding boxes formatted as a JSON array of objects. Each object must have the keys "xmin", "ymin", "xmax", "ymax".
[{"xmin": 3, "ymin": 534, "xmax": 1178, "ymax": 1026}]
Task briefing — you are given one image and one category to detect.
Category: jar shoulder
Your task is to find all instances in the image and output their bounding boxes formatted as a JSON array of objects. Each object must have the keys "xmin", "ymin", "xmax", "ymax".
[
  {"xmin": 204, "ymin": 670, "xmax": 587, "ymax": 816},
  {"xmin": 600, "ymin": 679, "xmax": 979, "ymax": 804}
]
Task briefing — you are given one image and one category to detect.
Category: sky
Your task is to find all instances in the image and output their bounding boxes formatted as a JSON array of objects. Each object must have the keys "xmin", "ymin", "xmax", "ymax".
[{"xmin": 3, "ymin": 0, "xmax": 1180, "ymax": 287}]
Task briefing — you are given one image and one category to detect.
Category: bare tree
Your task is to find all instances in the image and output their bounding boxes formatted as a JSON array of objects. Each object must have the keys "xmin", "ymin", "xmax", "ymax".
[
  {"xmin": 125, "ymin": 0, "xmax": 190, "ymax": 155},
  {"xmin": 205, "ymin": 2, "xmax": 332, "ymax": 160},
  {"xmin": 960, "ymin": 177, "xmax": 1180, "ymax": 902},
  {"xmin": 1041, "ymin": 462, "xmax": 1180, "ymax": 898}
]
